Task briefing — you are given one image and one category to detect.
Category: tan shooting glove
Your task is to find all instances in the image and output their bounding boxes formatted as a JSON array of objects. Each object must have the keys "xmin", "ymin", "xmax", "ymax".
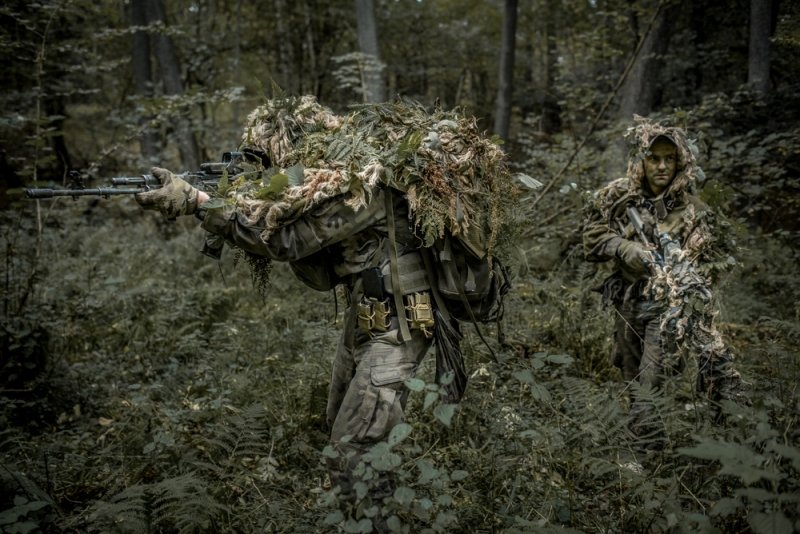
[
  {"xmin": 616, "ymin": 239, "xmax": 655, "ymax": 274},
  {"xmin": 135, "ymin": 167, "xmax": 199, "ymax": 218}
]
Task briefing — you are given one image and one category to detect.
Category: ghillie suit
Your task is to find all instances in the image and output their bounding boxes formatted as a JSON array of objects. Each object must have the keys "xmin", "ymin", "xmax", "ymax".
[
  {"xmin": 220, "ymin": 95, "xmax": 516, "ymax": 261},
  {"xmin": 646, "ymin": 232, "xmax": 741, "ymax": 403},
  {"xmin": 583, "ymin": 116, "xmax": 743, "ymax": 444},
  {"xmin": 197, "ymin": 95, "xmax": 519, "ymax": 524}
]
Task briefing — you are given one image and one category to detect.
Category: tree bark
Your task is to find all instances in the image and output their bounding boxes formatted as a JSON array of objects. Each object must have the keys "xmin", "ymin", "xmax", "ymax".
[
  {"xmin": 618, "ymin": 1, "xmax": 674, "ymax": 119},
  {"xmin": 748, "ymin": 0, "xmax": 772, "ymax": 93},
  {"xmin": 541, "ymin": 0, "xmax": 561, "ymax": 134},
  {"xmin": 494, "ymin": 0, "xmax": 518, "ymax": 140},
  {"xmin": 145, "ymin": 0, "xmax": 201, "ymax": 169},
  {"xmin": 355, "ymin": 0, "xmax": 386, "ymax": 103},
  {"xmin": 131, "ymin": 0, "xmax": 158, "ymax": 160}
]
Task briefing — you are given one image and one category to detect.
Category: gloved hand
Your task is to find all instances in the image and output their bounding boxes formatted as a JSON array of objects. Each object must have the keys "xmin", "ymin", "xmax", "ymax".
[
  {"xmin": 616, "ymin": 239, "xmax": 655, "ymax": 274},
  {"xmin": 135, "ymin": 167, "xmax": 199, "ymax": 218}
]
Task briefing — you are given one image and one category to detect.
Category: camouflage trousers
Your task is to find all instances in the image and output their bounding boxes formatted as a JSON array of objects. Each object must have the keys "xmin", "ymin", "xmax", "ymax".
[
  {"xmin": 613, "ymin": 297, "xmax": 742, "ymax": 442},
  {"xmin": 325, "ymin": 298, "xmax": 433, "ymax": 509}
]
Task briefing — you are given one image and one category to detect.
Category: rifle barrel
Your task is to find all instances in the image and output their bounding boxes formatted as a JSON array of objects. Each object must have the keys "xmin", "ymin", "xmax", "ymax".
[{"xmin": 25, "ymin": 187, "xmax": 154, "ymax": 199}]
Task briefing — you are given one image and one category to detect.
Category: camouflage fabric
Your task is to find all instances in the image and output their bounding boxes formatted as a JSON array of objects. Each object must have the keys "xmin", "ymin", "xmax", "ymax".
[
  {"xmin": 326, "ymin": 301, "xmax": 431, "ymax": 506},
  {"xmin": 195, "ymin": 96, "xmax": 518, "ymax": 517},
  {"xmin": 201, "ymin": 185, "xmax": 434, "ymax": 512},
  {"xmin": 583, "ymin": 117, "xmax": 743, "ymax": 439},
  {"xmin": 135, "ymin": 167, "xmax": 199, "ymax": 218}
]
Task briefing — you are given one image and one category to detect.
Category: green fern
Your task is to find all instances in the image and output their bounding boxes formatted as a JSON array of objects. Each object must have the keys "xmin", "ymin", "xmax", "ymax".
[{"xmin": 91, "ymin": 473, "xmax": 227, "ymax": 533}]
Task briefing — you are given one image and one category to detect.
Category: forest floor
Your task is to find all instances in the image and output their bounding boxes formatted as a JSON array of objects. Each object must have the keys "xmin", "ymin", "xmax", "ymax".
[{"xmin": 1, "ymin": 185, "xmax": 798, "ymax": 533}]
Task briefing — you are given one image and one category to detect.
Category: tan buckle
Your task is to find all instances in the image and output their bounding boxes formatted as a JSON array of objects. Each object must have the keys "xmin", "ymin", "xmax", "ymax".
[{"xmin": 406, "ymin": 292, "xmax": 435, "ymax": 338}]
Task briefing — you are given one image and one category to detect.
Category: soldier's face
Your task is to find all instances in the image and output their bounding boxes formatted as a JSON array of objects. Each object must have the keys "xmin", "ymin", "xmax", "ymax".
[{"xmin": 644, "ymin": 139, "xmax": 678, "ymax": 195}]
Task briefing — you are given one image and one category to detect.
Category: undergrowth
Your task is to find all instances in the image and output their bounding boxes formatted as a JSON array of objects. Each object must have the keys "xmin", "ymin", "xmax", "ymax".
[{"xmin": 2, "ymin": 131, "xmax": 798, "ymax": 533}]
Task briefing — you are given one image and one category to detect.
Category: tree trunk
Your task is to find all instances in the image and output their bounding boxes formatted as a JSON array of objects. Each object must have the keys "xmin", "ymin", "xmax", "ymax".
[
  {"xmin": 273, "ymin": 0, "xmax": 295, "ymax": 95},
  {"xmin": 618, "ymin": 1, "xmax": 674, "ymax": 119},
  {"xmin": 146, "ymin": 0, "xmax": 201, "ymax": 169},
  {"xmin": 541, "ymin": 0, "xmax": 561, "ymax": 134},
  {"xmin": 494, "ymin": 0, "xmax": 518, "ymax": 140},
  {"xmin": 355, "ymin": 0, "xmax": 386, "ymax": 103},
  {"xmin": 748, "ymin": 0, "xmax": 772, "ymax": 93},
  {"xmin": 131, "ymin": 0, "xmax": 158, "ymax": 160}
]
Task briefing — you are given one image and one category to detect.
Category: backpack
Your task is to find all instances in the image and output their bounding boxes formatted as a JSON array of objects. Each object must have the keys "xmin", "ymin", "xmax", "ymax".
[{"xmin": 427, "ymin": 233, "xmax": 510, "ymax": 324}]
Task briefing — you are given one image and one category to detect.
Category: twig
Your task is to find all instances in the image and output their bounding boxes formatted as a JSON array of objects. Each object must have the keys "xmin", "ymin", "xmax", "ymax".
[{"xmin": 530, "ymin": 0, "xmax": 667, "ymax": 209}]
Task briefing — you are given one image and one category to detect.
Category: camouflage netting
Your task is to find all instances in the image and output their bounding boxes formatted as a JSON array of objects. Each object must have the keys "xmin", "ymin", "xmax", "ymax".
[
  {"xmin": 647, "ymin": 228, "xmax": 742, "ymax": 398},
  {"xmin": 217, "ymin": 96, "xmax": 519, "ymax": 261}
]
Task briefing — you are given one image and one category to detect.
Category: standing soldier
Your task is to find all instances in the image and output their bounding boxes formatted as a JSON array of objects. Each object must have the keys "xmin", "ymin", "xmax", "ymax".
[
  {"xmin": 583, "ymin": 117, "xmax": 745, "ymax": 448},
  {"xmin": 134, "ymin": 96, "xmax": 515, "ymax": 530}
]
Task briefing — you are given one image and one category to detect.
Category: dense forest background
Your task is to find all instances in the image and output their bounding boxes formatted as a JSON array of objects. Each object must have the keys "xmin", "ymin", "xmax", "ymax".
[{"xmin": 1, "ymin": 0, "xmax": 799, "ymax": 532}]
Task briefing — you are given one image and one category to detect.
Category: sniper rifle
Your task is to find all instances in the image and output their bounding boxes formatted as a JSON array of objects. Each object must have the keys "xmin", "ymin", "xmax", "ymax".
[
  {"xmin": 24, "ymin": 148, "xmax": 270, "ymax": 260},
  {"xmin": 24, "ymin": 149, "xmax": 269, "ymax": 200}
]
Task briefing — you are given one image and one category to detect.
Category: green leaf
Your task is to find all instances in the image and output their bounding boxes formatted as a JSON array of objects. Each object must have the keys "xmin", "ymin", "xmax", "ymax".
[
  {"xmin": 768, "ymin": 442, "xmax": 800, "ymax": 471},
  {"xmin": 748, "ymin": 511, "xmax": 793, "ymax": 534},
  {"xmin": 387, "ymin": 423, "xmax": 412, "ymax": 447},
  {"xmin": 546, "ymin": 353, "xmax": 574, "ymax": 365},
  {"xmin": 324, "ymin": 510, "xmax": 344, "ymax": 525},
  {"xmin": 450, "ymin": 470, "xmax": 468, "ymax": 481},
  {"xmin": 371, "ymin": 451, "xmax": 402, "ymax": 471},
  {"xmin": 217, "ymin": 171, "xmax": 229, "ymax": 194},
  {"xmin": 256, "ymin": 173, "xmax": 289, "ymax": 199},
  {"xmin": 393, "ymin": 486, "xmax": 415, "ymax": 506},
  {"xmin": 710, "ymin": 497, "xmax": 741, "ymax": 517},
  {"xmin": 416, "ymin": 459, "xmax": 440, "ymax": 484},
  {"xmin": 679, "ymin": 438, "xmax": 779, "ymax": 485},
  {"xmin": 343, "ymin": 517, "xmax": 372, "ymax": 534},
  {"xmin": 433, "ymin": 403, "xmax": 456, "ymax": 427},
  {"xmin": 354, "ymin": 481, "xmax": 369, "ymax": 500},
  {"xmin": 530, "ymin": 384, "xmax": 552, "ymax": 402},
  {"xmin": 405, "ymin": 377, "xmax": 426, "ymax": 392},
  {"xmin": 423, "ymin": 391, "xmax": 439, "ymax": 410},
  {"xmin": 285, "ymin": 164, "xmax": 305, "ymax": 186},
  {"xmin": 322, "ymin": 445, "xmax": 339, "ymax": 459},
  {"xmin": 513, "ymin": 369, "xmax": 535, "ymax": 385}
]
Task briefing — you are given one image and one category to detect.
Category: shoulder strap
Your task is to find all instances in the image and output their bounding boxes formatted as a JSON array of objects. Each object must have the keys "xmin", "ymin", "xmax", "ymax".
[{"xmin": 385, "ymin": 190, "xmax": 413, "ymax": 342}]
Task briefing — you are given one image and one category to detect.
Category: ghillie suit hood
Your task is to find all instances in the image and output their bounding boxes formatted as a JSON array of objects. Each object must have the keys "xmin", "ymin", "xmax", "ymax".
[
  {"xmin": 216, "ymin": 96, "xmax": 519, "ymax": 262},
  {"xmin": 588, "ymin": 116, "xmax": 713, "ymax": 261},
  {"xmin": 623, "ymin": 114, "xmax": 704, "ymax": 200}
]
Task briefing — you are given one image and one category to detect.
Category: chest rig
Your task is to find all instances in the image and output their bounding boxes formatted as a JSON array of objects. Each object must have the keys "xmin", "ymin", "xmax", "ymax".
[{"xmin": 356, "ymin": 190, "xmax": 434, "ymax": 340}]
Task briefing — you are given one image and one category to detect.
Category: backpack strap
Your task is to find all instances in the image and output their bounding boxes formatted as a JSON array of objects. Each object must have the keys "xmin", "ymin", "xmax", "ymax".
[{"xmin": 385, "ymin": 190, "xmax": 413, "ymax": 343}]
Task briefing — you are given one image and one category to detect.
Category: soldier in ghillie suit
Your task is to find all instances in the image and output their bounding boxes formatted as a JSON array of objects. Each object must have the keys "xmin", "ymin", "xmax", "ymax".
[
  {"xmin": 135, "ymin": 96, "xmax": 516, "ymax": 529},
  {"xmin": 582, "ymin": 116, "xmax": 745, "ymax": 447}
]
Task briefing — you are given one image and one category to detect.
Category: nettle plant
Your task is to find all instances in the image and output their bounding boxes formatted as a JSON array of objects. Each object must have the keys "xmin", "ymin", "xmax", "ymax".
[{"xmin": 320, "ymin": 377, "xmax": 466, "ymax": 534}]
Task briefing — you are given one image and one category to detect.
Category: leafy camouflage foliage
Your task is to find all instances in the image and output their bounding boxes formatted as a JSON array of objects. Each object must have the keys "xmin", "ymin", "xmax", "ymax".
[{"xmin": 220, "ymin": 96, "xmax": 519, "ymax": 261}]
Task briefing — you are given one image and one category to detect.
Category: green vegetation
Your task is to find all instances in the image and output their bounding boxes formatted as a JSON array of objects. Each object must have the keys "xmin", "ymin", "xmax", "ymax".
[{"xmin": 1, "ymin": 0, "xmax": 799, "ymax": 532}]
